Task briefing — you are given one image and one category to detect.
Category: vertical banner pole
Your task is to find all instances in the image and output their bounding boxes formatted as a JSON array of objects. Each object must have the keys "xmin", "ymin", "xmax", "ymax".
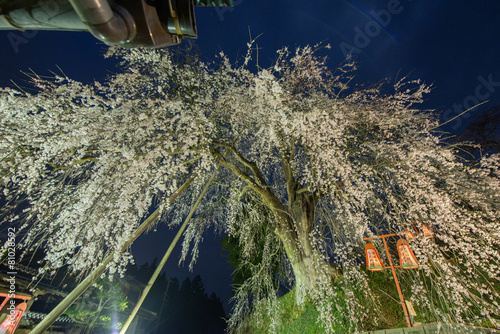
[{"xmin": 381, "ymin": 236, "xmax": 412, "ymax": 328}]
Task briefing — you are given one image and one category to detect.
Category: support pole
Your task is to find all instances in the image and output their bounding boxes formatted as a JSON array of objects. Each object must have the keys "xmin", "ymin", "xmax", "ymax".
[
  {"xmin": 30, "ymin": 177, "xmax": 194, "ymax": 334},
  {"xmin": 0, "ymin": 293, "xmax": 31, "ymax": 312},
  {"xmin": 381, "ymin": 236, "xmax": 412, "ymax": 328},
  {"xmin": 0, "ymin": 297, "xmax": 8, "ymax": 312},
  {"xmin": 119, "ymin": 167, "xmax": 219, "ymax": 334}
]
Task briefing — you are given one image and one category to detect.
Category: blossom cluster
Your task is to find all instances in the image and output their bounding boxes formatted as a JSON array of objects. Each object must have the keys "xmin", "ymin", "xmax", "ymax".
[{"xmin": 1, "ymin": 43, "xmax": 499, "ymax": 332}]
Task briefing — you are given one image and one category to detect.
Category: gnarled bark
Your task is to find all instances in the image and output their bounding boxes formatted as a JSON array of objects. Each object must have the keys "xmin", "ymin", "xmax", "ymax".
[{"xmin": 273, "ymin": 193, "xmax": 333, "ymax": 305}]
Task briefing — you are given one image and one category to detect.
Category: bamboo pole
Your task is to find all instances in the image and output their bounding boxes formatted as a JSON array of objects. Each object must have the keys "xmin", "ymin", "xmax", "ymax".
[
  {"xmin": 119, "ymin": 167, "xmax": 219, "ymax": 334},
  {"xmin": 30, "ymin": 177, "xmax": 194, "ymax": 334}
]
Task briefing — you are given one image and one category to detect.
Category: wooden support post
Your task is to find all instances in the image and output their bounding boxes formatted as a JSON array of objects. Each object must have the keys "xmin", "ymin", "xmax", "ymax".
[
  {"xmin": 119, "ymin": 168, "xmax": 218, "ymax": 334},
  {"xmin": 30, "ymin": 177, "xmax": 194, "ymax": 334}
]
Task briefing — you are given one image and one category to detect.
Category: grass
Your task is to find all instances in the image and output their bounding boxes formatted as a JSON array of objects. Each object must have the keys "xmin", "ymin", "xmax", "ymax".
[
  {"xmin": 276, "ymin": 291, "xmax": 324, "ymax": 334},
  {"xmin": 236, "ymin": 268, "xmax": 499, "ymax": 333},
  {"xmin": 236, "ymin": 285, "xmax": 350, "ymax": 333}
]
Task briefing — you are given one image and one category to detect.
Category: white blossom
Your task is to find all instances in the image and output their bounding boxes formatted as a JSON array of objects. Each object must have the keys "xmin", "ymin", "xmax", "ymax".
[{"xmin": 1, "ymin": 44, "xmax": 499, "ymax": 333}]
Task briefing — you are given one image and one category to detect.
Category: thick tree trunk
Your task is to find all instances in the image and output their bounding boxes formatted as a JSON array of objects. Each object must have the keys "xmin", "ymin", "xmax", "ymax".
[
  {"xmin": 274, "ymin": 193, "xmax": 332, "ymax": 305},
  {"xmin": 288, "ymin": 250, "xmax": 322, "ymax": 305},
  {"xmin": 212, "ymin": 146, "xmax": 339, "ymax": 305}
]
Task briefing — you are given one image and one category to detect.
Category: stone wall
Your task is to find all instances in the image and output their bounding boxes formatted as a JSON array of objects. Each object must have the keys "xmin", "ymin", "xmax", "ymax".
[{"xmin": 363, "ymin": 323, "xmax": 500, "ymax": 334}]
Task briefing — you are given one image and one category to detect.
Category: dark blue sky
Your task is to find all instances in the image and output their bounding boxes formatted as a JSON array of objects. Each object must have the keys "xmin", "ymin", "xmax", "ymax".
[{"xmin": 1, "ymin": 0, "xmax": 500, "ymax": 314}]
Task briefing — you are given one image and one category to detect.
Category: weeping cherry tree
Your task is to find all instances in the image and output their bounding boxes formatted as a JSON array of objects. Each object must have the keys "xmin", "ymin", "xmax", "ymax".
[{"xmin": 1, "ymin": 44, "xmax": 499, "ymax": 332}]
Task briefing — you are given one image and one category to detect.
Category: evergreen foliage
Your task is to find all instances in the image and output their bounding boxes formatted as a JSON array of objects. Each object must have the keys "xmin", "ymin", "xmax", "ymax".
[{"xmin": 131, "ymin": 261, "xmax": 227, "ymax": 334}]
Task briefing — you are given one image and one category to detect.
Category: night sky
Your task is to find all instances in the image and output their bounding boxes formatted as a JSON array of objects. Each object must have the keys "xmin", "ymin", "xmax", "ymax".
[{"xmin": 1, "ymin": 0, "xmax": 500, "ymax": 315}]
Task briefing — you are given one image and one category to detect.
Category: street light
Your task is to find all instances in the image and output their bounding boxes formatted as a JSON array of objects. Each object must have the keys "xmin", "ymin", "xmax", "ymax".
[{"xmin": 363, "ymin": 224, "xmax": 431, "ymax": 328}]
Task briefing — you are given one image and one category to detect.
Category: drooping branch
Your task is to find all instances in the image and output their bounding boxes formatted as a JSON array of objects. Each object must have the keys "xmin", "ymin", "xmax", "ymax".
[
  {"xmin": 296, "ymin": 187, "xmax": 310, "ymax": 195},
  {"xmin": 29, "ymin": 176, "xmax": 195, "ymax": 334},
  {"xmin": 120, "ymin": 167, "xmax": 219, "ymax": 334}
]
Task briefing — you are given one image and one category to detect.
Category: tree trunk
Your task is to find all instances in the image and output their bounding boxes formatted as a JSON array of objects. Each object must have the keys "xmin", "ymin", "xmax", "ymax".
[
  {"xmin": 214, "ymin": 147, "xmax": 338, "ymax": 306},
  {"xmin": 274, "ymin": 193, "xmax": 332, "ymax": 305}
]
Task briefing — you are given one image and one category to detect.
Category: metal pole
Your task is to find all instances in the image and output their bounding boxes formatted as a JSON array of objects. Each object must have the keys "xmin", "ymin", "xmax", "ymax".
[
  {"xmin": 68, "ymin": 0, "xmax": 137, "ymax": 44},
  {"xmin": 0, "ymin": 293, "xmax": 31, "ymax": 312},
  {"xmin": 0, "ymin": 296, "xmax": 10, "ymax": 312},
  {"xmin": 381, "ymin": 236, "xmax": 412, "ymax": 328}
]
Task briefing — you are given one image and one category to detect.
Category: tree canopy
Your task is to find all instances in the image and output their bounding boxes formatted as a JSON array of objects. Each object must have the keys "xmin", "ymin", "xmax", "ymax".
[{"xmin": 1, "ymin": 44, "xmax": 499, "ymax": 332}]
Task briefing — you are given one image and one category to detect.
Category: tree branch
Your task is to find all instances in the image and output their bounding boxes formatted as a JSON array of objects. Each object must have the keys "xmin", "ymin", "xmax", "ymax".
[
  {"xmin": 210, "ymin": 147, "xmax": 266, "ymax": 196},
  {"xmin": 281, "ymin": 152, "xmax": 296, "ymax": 209},
  {"xmin": 296, "ymin": 187, "xmax": 310, "ymax": 195},
  {"xmin": 49, "ymin": 156, "xmax": 98, "ymax": 170},
  {"xmin": 214, "ymin": 143, "xmax": 268, "ymax": 188},
  {"xmin": 29, "ymin": 176, "xmax": 195, "ymax": 334},
  {"xmin": 210, "ymin": 147, "xmax": 290, "ymax": 230}
]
